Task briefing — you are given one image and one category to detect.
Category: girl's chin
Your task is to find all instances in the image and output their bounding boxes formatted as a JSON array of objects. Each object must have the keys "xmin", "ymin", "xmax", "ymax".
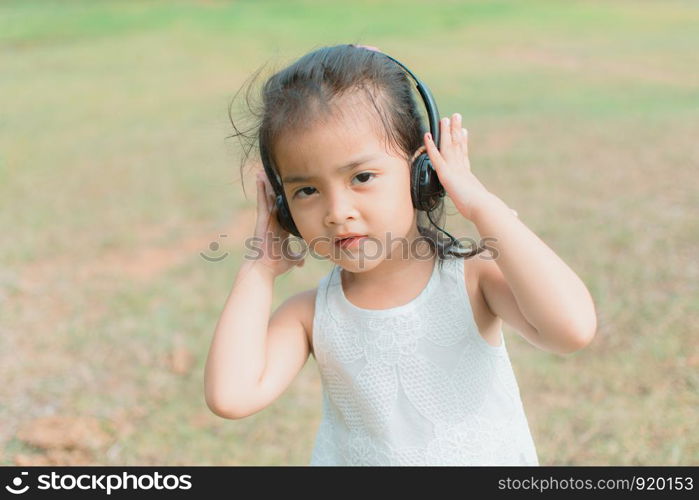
[{"xmin": 332, "ymin": 255, "xmax": 387, "ymax": 273}]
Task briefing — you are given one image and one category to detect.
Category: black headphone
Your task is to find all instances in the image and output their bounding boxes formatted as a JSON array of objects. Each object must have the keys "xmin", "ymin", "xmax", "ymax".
[{"xmin": 260, "ymin": 47, "xmax": 445, "ymax": 238}]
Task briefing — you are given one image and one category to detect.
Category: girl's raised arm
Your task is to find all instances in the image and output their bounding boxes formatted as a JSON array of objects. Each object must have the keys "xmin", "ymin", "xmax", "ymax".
[{"xmin": 204, "ymin": 170, "xmax": 306, "ymax": 418}]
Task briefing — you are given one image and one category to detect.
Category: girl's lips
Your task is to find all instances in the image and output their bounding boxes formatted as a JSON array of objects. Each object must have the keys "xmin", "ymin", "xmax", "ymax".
[{"xmin": 335, "ymin": 235, "xmax": 367, "ymax": 249}]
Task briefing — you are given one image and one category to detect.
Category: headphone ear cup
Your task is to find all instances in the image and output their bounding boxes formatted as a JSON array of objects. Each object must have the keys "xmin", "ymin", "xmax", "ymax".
[
  {"xmin": 411, "ymin": 153, "xmax": 445, "ymax": 212},
  {"xmin": 275, "ymin": 194, "xmax": 301, "ymax": 237}
]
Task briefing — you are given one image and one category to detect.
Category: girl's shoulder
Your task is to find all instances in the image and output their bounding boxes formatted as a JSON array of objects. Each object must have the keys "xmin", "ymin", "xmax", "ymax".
[
  {"xmin": 467, "ymin": 249, "xmax": 550, "ymax": 350},
  {"xmin": 462, "ymin": 255, "xmax": 504, "ymax": 348},
  {"xmin": 287, "ymin": 287, "xmax": 318, "ymax": 358}
]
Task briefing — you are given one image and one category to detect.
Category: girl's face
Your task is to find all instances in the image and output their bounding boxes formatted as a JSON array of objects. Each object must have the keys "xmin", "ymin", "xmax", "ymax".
[{"xmin": 274, "ymin": 97, "xmax": 423, "ymax": 272}]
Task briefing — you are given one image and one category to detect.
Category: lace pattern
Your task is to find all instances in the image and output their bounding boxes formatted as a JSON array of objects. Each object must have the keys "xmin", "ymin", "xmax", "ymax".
[{"xmin": 309, "ymin": 257, "xmax": 539, "ymax": 466}]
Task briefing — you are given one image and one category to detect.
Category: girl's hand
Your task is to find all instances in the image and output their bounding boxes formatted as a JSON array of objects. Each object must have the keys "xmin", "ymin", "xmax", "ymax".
[
  {"xmin": 250, "ymin": 168, "xmax": 305, "ymax": 278},
  {"xmin": 423, "ymin": 113, "xmax": 498, "ymax": 222}
]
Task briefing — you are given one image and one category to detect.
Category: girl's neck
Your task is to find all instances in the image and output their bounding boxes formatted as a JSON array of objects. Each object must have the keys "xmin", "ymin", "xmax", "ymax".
[{"xmin": 340, "ymin": 244, "xmax": 438, "ymax": 304}]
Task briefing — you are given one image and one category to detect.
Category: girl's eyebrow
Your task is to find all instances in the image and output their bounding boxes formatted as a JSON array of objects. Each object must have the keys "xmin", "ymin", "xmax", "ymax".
[{"xmin": 282, "ymin": 154, "xmax": 379, "ymax": 184}]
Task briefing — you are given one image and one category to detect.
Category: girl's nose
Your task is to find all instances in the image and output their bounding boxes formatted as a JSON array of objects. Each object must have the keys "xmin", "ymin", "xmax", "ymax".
[{"xmin": 324, "ymin": 190, "xmax": 359, "ymax": 226}]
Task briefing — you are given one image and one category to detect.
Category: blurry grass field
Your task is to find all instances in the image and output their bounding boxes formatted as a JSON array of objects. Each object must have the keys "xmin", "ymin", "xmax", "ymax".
[{"xmin": 1, "ymin": 0, "xmax": 697, "ymax": 465}]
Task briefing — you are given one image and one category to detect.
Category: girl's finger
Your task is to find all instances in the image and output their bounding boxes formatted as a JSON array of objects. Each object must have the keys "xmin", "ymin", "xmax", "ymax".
[
  {"xmin": 452, "ymin": 113, "xmax": 463, "ymax": 144},
  {"xmin": 257, "ymin": 181, "xmax": 271, "ymax": 229},
  {"xmin": 439, "ymin": 117, "xmax": 452, "ymax": 150},
  {"xmin": 267, "ymin": 190, "xmax": 274, "ymax": 214},
  {"xmin": 424, "ymin": 132, "xmax": 444, "ymax": 173},
  {"xmin": 356, "ymin": 44, "xmax": 381, "ymax": 52},
  {"xmin": 462, "ymin": 128, "xmax": 469, "ymax": 158},
  {"xmin": 258, "ymin": 173, "xmax": 272, "ymax": 212},
  {"xmin": 262, "ymin": 175, "xmax": 276, "ymax": 213},
  {"xmin": 255, "ymin": 182, "xmax": 270, "ymax": 240},
  {"xmin": 256, "ymin": 178, "xmax": 269, "ymax": 218}
]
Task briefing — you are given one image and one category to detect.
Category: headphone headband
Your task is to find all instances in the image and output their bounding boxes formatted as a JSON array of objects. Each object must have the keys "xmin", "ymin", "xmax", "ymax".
[{"xmin": 379, "ymin": 53, "xmax": 440, "ymax": 148}]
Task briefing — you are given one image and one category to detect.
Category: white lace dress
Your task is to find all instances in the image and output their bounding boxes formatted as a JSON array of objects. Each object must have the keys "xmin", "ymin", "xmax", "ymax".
[{"xmin": 309, "ymin": 256, "xmax": 539, "ymax": 466}]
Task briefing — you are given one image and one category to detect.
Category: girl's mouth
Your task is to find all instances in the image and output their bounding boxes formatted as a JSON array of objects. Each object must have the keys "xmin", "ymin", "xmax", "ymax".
[{"xmin": 335, "ymin": 235, "xmax": 367, "ymax": 249}]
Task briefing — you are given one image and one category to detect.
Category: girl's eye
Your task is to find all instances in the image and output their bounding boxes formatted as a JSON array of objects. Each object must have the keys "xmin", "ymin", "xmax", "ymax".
[
  {"xmin": 292, "ymin": 172, "xmax": 376, "ymax": 199},
  {"xmin": 352, "ymin": 172, "xmax": 375, "ymax": 185},
  {"xmin": 294, "ymin": 186, "xmax": 316, "ymax": 199}
]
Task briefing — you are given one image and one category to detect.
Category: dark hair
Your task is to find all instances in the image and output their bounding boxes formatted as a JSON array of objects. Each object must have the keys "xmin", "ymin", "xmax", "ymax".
[{"xmin": 227, "ymin": 43, "xmax": 486, "ymax": 270}]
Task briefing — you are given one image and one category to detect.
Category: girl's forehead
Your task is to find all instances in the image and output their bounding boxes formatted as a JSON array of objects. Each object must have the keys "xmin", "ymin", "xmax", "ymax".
[
  {"xmin": 275, "ymin": 107, "xmax": 391, "ymax": 171},
  {"xmin": 284, "ymin": 90, "xmax": 386, "ymax": 142}
]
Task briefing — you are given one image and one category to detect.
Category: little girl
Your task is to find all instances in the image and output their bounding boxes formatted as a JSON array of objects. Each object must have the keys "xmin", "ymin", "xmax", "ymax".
[{"xmin": 204, "ymin": 44, "xmax": 597, "ymax": 466}]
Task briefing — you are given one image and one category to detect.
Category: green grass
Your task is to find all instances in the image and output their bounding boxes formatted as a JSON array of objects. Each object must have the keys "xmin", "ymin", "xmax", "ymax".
[{"xmin": 1, "ymin": 0, "xmax": 697, "ymax": 465}]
